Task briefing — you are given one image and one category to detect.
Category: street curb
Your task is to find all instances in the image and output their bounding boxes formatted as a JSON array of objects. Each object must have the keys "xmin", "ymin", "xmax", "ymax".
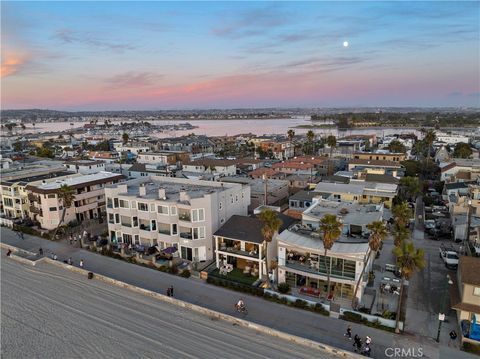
[{"xmin": 2, "ymin": 242, "xmax": 360, "ymax": 358}]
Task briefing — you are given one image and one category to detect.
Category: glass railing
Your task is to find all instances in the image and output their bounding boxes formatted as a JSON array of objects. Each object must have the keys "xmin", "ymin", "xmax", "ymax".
[
  {"xmin": 285, "ymin": 260, "xmax": 355, "ymax": 280},
  {"xmin": 180, "ymin": 232, "xmax": 192, "ymax": 239},
  {"xmin": 179, "ymin": 213, "xmax": 191, "ymax": 221},
  {"xmin": 158, "ymin": 229, "xmax": 170, "ymax": 235}
]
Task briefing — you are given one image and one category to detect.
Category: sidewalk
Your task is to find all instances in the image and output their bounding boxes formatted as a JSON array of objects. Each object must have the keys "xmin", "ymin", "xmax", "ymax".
[{"xmin": 1, "ymin": 228, "xmax": 471, "ymax": 359}]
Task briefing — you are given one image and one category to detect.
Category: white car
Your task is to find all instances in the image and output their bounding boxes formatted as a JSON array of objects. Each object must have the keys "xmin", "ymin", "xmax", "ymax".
[{"xmin": 439, "ymin": 244, "xmax": 459, "ymax": 269}]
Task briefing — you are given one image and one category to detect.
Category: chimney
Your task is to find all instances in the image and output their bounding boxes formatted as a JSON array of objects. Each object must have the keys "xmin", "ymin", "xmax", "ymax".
[
  {"xmin": 179, "ymin": 191, "xmax": 190, "ymax": 202},
  {"xmin": 158, "ymin": 188, "xmax": 166, "ymax": 200},
  {"xmin": 139, "ymin": 185, "xmax": 146, "ymax": 196}
]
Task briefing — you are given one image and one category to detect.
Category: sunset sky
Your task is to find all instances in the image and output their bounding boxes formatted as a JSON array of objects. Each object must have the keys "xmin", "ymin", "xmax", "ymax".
[{"xmin": 1, "ymin": 1, "xmax": 479, "ymax": 110}]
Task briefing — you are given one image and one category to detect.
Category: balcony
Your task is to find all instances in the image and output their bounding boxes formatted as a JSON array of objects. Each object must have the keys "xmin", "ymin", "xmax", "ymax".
[
  {"xmin": 158, "ymin": 228, "xmax": 170, "ymax": 235},
  {"xmin": 285, "ymin": 259, "xmax": 355, "ymax": 280},
  {"xmin": 218, "ymin": 246, "xmax": 261, "ymax": 259},
  {"xmin": 29, "ymin": 205, "xmax": 40, "ymax": 214},
  {"xmin": 121, "ymin": 222, "xmax": 132, "ymax": 228},
  {"xmin": 179, "ymin": 213, "xmax": 191, "ymax": 222},
  {"xmin": 28, "ymin": 193, "xmax": 39, "ymax": 202},
  {"xmin": 180, "ymin": 232, "xmax": 192, "ymax": 240}
]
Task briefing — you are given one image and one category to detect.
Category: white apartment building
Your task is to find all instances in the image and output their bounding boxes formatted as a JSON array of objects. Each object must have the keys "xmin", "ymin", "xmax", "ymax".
[
  {"xmin": 64, "ymin": 160, "xmax": 106, "ymax": 174},
  {"xmin": 105, "ymin": 176, "xmax": 250, "ymax": 262},
  {"xmin": 27, "ymin": 172, "xmax": 125, "ymax": 230},
  {"xmin": 435, "ymin": 132, "xmax": 470, "ymax": 145},
  {"xmin": 113, "ymin": 143, "xmax": 150, "ymax": 155},
  {"xmin": 182, "ymin": 159, "xmax": 237, "ymax": 177}
]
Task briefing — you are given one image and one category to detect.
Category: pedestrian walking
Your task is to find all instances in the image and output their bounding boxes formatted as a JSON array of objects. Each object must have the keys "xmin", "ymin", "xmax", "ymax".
[
  {"xmin": 353, "ymin": 334, "xmax": 362, "ymax": 352},
  {"xmin": 20, "ymin": 232, "xmax": 24, "ymax": 240},
  {"xmin": 166, "ymin": 287, "xmax": 171, "ymax": 297},
  {"xmin": 6, "ymin": 249, "xmax": 12, "ymax": 257},
  {"xmin": 67, "ymin": 257, "xmax": 72, "ymax": 265},
  {"xmin": 344, "ymin": 325, "xmax": 352, "ymax": 339},
  {"xmin": 69, "ymin": 235, "xmax": 73, "ymax": 244},
  {"xmin": 38, "ymin": 248, "xmax": 43, "ymax": 256},
  {"xmin": 362, "ymin": 344, "xmax": 371, "ymax": 357},
  {"xmin": 79, "ymin": 259, "xmax": 84, "ymax": 269},
  {"xmin": 169, "ymin": 285, "xmax": 174, "ymax": 297},
  {"xmin": 449, "ymin": 330, "xmax": 457, "ymax": 346},
  {"xmin": 365, "ymin": 335, "xmax": 372, "ymax": 346},
  {"xmin": 53, "ymin": 253, "xmax": 57, "ymax": 260}
]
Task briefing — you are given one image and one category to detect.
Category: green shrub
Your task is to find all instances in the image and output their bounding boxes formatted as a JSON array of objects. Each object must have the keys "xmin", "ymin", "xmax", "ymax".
[
  {"xmin": 277, "ymin": 282, "xmax": 290, "ymax": 294},
  {"xmin": 294, "ymin": 299, "xmax": 308, "ymax": 309},
  {"xmin": 180, "ymin": 269, "xmax": 191, "ymax": 278},
  {"xmin": 463, "ymin": 342, "xmax": 480, "ymax": 354},
  {"xmin": 313, "ymin": 303, "xmax": 329, "ymax": 316},
  {"xmin": 158, "ymin": 265, "xmax": 169, "ymax": 272},
  {"xmin": 342, "ymin": 311, "xmax": 364, "ymax": 323}
]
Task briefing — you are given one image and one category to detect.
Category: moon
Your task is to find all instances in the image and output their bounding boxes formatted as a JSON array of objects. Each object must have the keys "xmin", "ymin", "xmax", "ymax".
[{"xmin": 343, "ymin": 41, "xmax": 349, "ymax": 48}]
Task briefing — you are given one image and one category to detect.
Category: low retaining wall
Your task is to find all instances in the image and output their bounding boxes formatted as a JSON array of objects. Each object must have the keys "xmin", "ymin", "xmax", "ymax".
[
  {"xmin": 339, "ymin": 308, "xmax": 403, "ymax": 331},
  {"xmin": 264, "ymin": 289, "xmax": 331, "ymax": 311},
  {"xmin": 2, "ymin": 242, "xmax": 359, "ymax": 358}
]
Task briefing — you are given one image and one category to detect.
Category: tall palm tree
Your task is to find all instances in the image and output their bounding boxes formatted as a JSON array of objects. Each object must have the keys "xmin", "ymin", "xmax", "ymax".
[
  {"xmin": 351, "ymin": 220, "xmax": 388, "ymax": 308},
  {"xmin": 287, "ymin": 129, "xmax": 295, "ymax": 156},
  {"xmin": 326, "ymin": 135, "xmax": 337, "ymax": 175},
  {"xmin": 393, "ymin": 240, "xmax": 426, "ymax": 333},
  {"xmin": 392, "ymin": 202, "xmax": 412, "ymax": 228},
  {"xmin": 51, "ymin": 184, "xmax": 76, "ymax": 240},
  {"xmin": 423, "ymin": 129, "xmax": 436, "ymax": 164},
  {"xmin": 318, "ymin": 214, "xmax": 343, "ymax": 299},
  {"xmin": 258, "ymin": 209, "xmax": 283, "ymax": 287},
  {"xmin": 306, "ymin": 130, "xmax": 315, "ymax": 155}
]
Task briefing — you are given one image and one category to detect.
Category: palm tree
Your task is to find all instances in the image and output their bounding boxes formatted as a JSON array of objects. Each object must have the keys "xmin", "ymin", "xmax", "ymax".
[
  {"xmin": 258, "ymin": 209, "xmax": 283, "ymax": 287},
  {"xmin": 423, "ymin": 129, "xmax": 436, "ymax": 164},
  {"xmin": 326, "ymin": 135, "xmax": 337, "ymax": 175},
  {"xmin": 51, "ymin": 184, "xmax": 76, "ymax": 240},
  {"xmin": 287, "ymin": 129, "xmax": 295, "ymax": 156},
  {"xmin": 351, "ymin": 221, "xmax": 388, "ymax": 308},
  {"xmin": 306, "ymin": 130, "xmax": 315, "ymax": 155},
  {"xmin": 399, "ymin": 176, "xmax": 421, "ymax": 202},
  {"xmin": 392, "ymin": 202, "xmax": 412, "ymax": 246},
  {"xmin": 122, "ymin": 132, "xmax": 129, "ymax": 144},
  {"xmin": 393, "ymin": 241, "xmax": 426, "ymax": 333},
  {"xmin": 318, "ymin": 214, "xmax": 343, "ymax": 299}
]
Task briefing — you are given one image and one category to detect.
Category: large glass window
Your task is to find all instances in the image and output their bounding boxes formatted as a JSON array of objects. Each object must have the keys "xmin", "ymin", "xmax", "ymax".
[
  {"xmin": 119, "ymin": 199, "xmax": 129, "ymax": 208},
  {"xmin": 192, "ymin": 208, "xmax": 205, "ymax": 222},
  {"xmin": 157, "ymin": 205, "xmax": 169, "ymax": 215},
  {"xmin": 193, "ymin": 227, "xmax": 205, "ymax": 239},
  {"xmin": 137, "ymin": 202, "xmax": 148, "ymax": 211}
]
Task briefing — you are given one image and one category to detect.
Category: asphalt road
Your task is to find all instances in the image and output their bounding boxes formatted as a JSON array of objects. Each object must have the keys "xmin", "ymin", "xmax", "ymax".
[{"xmin": 1, "ymin": 254, "xmax": 336, "ymax": 359}]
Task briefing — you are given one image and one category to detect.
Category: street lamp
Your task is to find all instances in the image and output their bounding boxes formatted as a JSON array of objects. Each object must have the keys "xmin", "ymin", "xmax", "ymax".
[{"xmin": 436, "ymin": 274, "xmax": 453, "ymax": 342}]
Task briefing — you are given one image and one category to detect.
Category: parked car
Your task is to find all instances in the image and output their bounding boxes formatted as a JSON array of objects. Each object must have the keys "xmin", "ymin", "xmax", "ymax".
[{"xmin": 439, "ymin": 243, "xmax": 459, "ymax": 269}]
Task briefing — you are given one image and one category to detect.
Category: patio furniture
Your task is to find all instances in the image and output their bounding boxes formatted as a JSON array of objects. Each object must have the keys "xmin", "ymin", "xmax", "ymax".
[
  {"xmin": 243, "ymin": 266, "xmax": 251, "ymax": 274},
  {"xmin": 300, "ymin": 286, "xmax": 321, "ymax": 297}
]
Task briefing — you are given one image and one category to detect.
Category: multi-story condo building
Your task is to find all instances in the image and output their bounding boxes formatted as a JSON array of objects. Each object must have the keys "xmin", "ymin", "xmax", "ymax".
[
  {"xmin": 182, "ymin": 159, "xmax": 237, "ymax": 177},
  {"xmin": 27, "ymin": 172, "xmax": 124, "ymax": 230},
  {"xmin": 1, "ymin": 170, "xmax": 73, "ymax": 219},
  {"xmin": 277, "ymin": 200, "xmax": 383, "ymax": 304},
  {"xmin": 105, "ymin": 176, "xmax": 250, "ymax": 262}
]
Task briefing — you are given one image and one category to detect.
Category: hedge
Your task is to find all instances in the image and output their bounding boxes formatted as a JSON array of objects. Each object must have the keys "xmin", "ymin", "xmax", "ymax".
[
  {"xmin": 206, "ymin": 276, "xmax": 264, "ymax": 296},
  {"xmin": 340, "ymin": 311, "xmax": 395, "ymax": 332}
]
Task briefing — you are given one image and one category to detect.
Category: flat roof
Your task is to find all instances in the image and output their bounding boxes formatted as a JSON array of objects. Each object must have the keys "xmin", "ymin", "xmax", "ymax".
[
  {"xmin": 303, "ymin": 200, "xmax": 383, "ymax": 225},
  {"xmin": 278, "ymin": 229, "xmax": 369, "ymax": 257},
  {"xmin": 114, "ymin": 176, "xmax": 243, "ymax": 201},
  {"xmin": 221, "ymin": 176, "xmax": 289, "ymax": 194},
  {"xmin": 32, "ymin": 172, "xmax": 123, "ymax": 190}
]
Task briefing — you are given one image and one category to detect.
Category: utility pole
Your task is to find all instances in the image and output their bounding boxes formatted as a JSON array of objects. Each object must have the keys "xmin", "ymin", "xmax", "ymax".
[{"xmin": 436, "ymin": 274, "xmax": 453, "ymax": 342}]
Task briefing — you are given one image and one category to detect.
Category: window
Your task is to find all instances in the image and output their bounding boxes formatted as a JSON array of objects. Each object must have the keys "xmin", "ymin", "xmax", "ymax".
[
  {"xmin": 241, "ymin": 192, "xmax": 244, "ymax": 198},
  {"xmin": 171, "ymin": 223, "xmax": 178, "ymax": 235},
  {"xmin": 193, "ymin": 226, "xmax": 205, "ymax": 239},
  {"xmin": 49, "ymin": 207, "xmax": 57, "ymax": 212},
  {"xmin": 219, "ymin": 202, "xmax": 223, "ymax": 210},
  {"xmin": 474, "ymin": 287, "xmax": 480, "ymax": 296},
  {"xmin": 132, "ymin": 216, "xmax": 138, "ymax": 227},
  {"xmin": 108, "ymin": 213, "xmax": 114, "ymax": 224},
  {"xmin": 157, "ymin": 205, "xmax": 169, "ymax": 215},
  {"xmin": 137, "ymin": 202, "xmax": 148, "ymax": 211},
  {"xmin": 151, "ymin": 220, "xmax": 157, "ymax": 231},
  {"xmin": 170, "ymin": 206, "xmax": 177, "ymax": 215},
  {"xmin": 134, "ymin": 235, "xmax": 140, "ymax": 245},
  {"xmin": 48, "ymin": 194, "xmax": 56, "ymax": 199},
  {"xmin": 235, "ymin": 195, "xmax": 238, "ymax": 202},
  {"xmin": 192, "ymin": 208, "xmax": 205, "ymax": 222},
  {"xmin": 119, "ymin": 199, "xmax": 129, "ymax": 208},
  {"xmin": 107, "ymin": 198, "xmax": 113, "ymax": 208},
  {"xmin": 115, "ymin": 213, "xmax": 120, "ymax": 223},
  {"xmin": 113, "ymin": 198, "xmax": 119, "ymax": 208}
]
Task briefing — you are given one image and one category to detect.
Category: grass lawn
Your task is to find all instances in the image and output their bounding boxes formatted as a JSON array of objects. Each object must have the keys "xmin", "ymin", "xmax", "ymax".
[{"xmin": 210, "ymin": 267, "xmax": 258, "ymax": 285}]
